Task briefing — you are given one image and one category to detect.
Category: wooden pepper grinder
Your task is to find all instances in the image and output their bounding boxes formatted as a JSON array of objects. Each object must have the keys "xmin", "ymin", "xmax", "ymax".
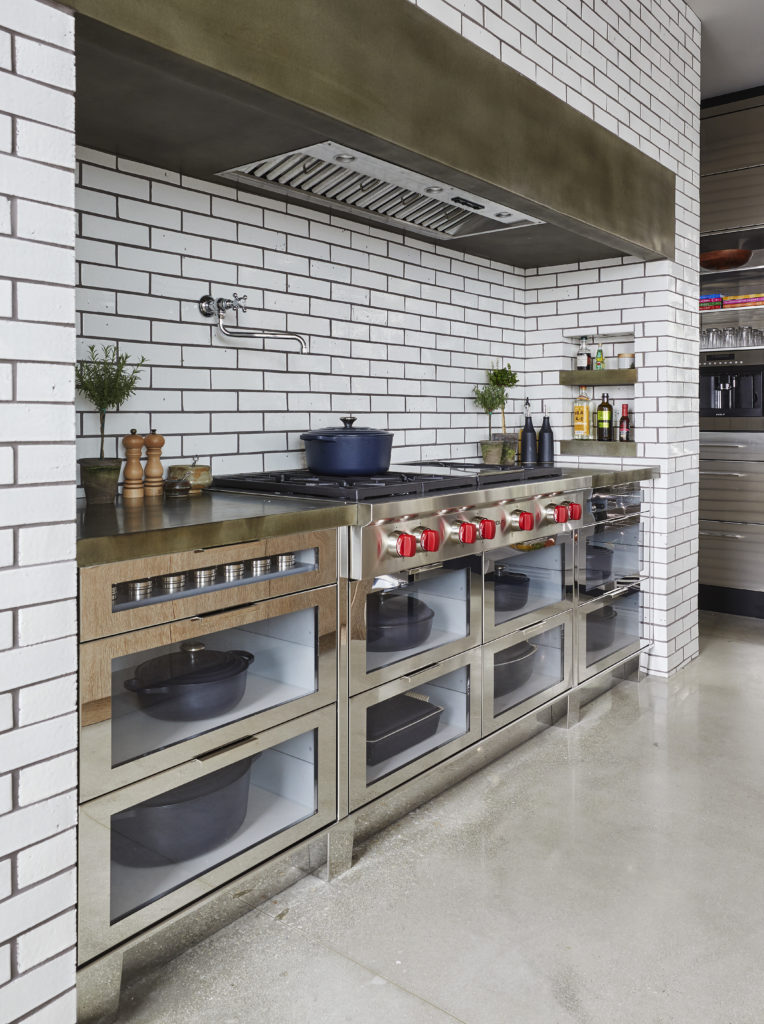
[
  {"xmin": 143, "ymin": 428, "xmax": 165, "ymax": 500},
  {"xmin": 122, "ymin": 428, "xmax": 145, "ymax": 503}
]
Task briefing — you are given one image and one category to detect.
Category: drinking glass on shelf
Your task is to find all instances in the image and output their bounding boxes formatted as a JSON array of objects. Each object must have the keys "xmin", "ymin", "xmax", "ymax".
[
  {"xmin": 708, "ymin": 327, "xmax": 724, "ymax": 349},
  {"xmin": 723, "ymin": 327, "xmax": 738, "ymax": 348},
  {"xmin": 739, "ymin": 326, "xmax": 753, "ymax": 347},
  {"xmin": 753, "ymin": 329, "xmax": 764, "ymax": 347}
]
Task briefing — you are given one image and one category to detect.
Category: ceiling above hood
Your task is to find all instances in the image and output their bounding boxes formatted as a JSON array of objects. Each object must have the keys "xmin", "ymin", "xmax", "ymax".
[{"xmin": 70, "ymin": 0, "xmax": 676, "ymax": 269}]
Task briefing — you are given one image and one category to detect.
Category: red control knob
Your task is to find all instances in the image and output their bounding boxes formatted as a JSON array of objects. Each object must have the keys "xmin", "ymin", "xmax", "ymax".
[
  {"xmin": 567, "ymin": 501, "xmax": 582, "ymax": 521},
  {"xmin": 395, "ymin": 532, "xmax": 417, "ymax": 558},
  {"xmin": 554, "ymin": 504, "xmax": 568, "ymax": 524},
  {"xmin": 517, "ymin": 511, "xmax": 534, "ymax": 532},
  {"xmin": 418, "ymin": 528, "xmax": 440, "ymax": 553},
  {"xmin": 477, "ymin": 518, "xmax": 497, "ymax": 540},
  {"xmin": 458, "ymin": 522, "xmax": 478, "ymax": 544}
]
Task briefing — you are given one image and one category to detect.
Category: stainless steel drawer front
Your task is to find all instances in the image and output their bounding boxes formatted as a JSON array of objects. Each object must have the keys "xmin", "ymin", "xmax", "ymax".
[{"xmin": 699, "ymin": 521, "xmax": 764, "ymax": 591}]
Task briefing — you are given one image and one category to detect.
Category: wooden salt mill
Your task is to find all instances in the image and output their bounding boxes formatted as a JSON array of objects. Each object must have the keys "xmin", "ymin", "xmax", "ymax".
[
  {"xmin": 122, "ymin": 428, "xmax": 145, "ymax": 503},
  {"xmin": 143, "ymin": 428, "xmax": 165, "ymax": 500}
]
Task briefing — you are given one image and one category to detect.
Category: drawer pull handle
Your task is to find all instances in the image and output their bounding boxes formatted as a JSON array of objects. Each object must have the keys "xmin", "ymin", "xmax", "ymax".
[
  {"xmin": 699, "ymin": 531, "xmax": 745, "ymax": 540},
  {"xmin": 197, "ymin": 734, "xmax": 257, "ymax": 762},
  {"xmin": 699, "ymin": 471, "xmax": 745, "ymax": 477}
]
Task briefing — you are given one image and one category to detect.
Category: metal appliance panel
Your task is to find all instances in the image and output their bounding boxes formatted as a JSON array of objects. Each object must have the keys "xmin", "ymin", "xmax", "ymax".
[
  {"xmin": 347, "ymin": 558, "xmax": 482, "ymax": 696},
  {"xmin": 699, "ymin": 461, "xmax": 764, "ymax": 523},
  {"xmin": 699, "ymin": 520, "xmax": 764, "ymax": 591},
  {"xmin": 348, "ymin": 648, "xmax": 482, "ymax": 811},
  {"xmin": 483, "ymin": 535, "xmax": 574, "ymax": 641},
  {"xmin": 481, "ymin": 610, "xmax": 572, "ymax": 736},
  {"xmin": 79, "ymin": 586, "xmax": 337, "ymax": 801},
  {"xmin": 78, "ymin": 705, "xmax": 336, "ymax": 965},
  {"xmin": 699, "ymin": 432, "xmax": 764, "ymax": 460}
]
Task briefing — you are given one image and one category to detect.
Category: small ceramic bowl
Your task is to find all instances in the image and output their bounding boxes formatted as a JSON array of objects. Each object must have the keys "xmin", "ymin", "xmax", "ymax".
[{"xmin": 166, "ymin": 464, "xmax": 212, "ymax": 495}]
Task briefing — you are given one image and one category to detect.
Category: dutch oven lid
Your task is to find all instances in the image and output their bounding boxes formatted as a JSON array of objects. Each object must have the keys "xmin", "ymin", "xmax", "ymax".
[
  {"xmin": 495, "ymin": 640, "xmax": 536, "ymax": 666},
  {"xmin": 132, "ymin": 641, "xmax": 253, "ymax": 689},
  {"xmin": 301, "ymin": 415, "xmax": 393, "ymax": 440},
  {"xmin": 369, "ymin": 593, "xmax": 435, "ymax": 627}
]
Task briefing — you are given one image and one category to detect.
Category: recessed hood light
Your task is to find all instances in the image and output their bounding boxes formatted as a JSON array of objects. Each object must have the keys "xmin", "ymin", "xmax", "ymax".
[{"xmin": 218, "ymin": 141, "xmax": 544, "ymax": 242}]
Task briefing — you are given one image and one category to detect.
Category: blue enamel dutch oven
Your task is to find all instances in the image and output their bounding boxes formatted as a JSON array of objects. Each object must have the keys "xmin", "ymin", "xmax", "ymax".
[{"xmin": 301, "ymin": 416, "xmax": 393, "ymax": 475}]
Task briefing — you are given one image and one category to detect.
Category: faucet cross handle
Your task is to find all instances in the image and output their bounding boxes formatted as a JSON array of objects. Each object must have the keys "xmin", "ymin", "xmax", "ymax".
[{"xmin": 232, "ymin": 292, "xmax": 248, "ymax": 313}]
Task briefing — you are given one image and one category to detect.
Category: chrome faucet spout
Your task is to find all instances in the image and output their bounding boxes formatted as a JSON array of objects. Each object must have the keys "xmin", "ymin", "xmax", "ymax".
[{"xmin": 198, "ymin": 294, "xmax": 309, "ymax": 353}]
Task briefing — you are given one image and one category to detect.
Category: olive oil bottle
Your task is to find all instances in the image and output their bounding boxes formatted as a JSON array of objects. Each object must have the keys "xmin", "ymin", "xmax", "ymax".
[{"xmin": 596, "ymin": 393, "xmax": 613, "ymax": 441}]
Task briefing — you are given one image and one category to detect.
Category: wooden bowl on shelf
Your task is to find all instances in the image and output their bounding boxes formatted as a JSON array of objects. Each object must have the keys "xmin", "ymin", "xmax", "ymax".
[{"xmin": 700, "ymin": 249, "xmax": 752, "ymax": 271}]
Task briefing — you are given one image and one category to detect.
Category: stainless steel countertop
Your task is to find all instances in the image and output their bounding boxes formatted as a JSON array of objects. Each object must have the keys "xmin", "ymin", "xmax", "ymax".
[
  {"xmin": 76, "ymin": 465, "xmax": 659, "ymax": 566},
  {"xmin": 76, "ymin": 491, "xmax": 360, "ymax": 566}
]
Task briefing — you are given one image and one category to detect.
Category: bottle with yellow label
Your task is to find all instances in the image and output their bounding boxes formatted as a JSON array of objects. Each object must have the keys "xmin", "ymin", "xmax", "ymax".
[{"xmin": 573, "ymin": 386, "xmax": 591, "ymax": 439}]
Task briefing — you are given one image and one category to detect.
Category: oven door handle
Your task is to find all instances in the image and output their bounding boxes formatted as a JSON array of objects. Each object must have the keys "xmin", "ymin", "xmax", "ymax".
[{"xmin": 407, "ymin": 562, "xmax": 445, "ymax": 577}]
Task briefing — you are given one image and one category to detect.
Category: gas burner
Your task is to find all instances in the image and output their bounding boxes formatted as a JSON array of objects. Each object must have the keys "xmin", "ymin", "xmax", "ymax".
[{"xmin": 212, "ymin": 469, "xmax": 476, "ymax": 502}]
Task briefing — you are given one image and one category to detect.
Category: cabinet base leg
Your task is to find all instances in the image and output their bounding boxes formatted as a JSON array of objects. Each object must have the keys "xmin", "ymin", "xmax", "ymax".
[
  {"xmin": 77, "ymin": 950, "xmax": 124, "ymax": 1024},
  {"xmin": 323, "ymin": 819, "xmax": 355, "ymax": 881}
]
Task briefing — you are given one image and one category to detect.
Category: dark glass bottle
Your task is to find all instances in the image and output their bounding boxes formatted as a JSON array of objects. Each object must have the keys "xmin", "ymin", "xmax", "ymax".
[
  {"xmin": 619, "ymin": 403, "xmax": 631, "ymax": 441},
  {"xmin": 538, "ymin": 405, "xmax": 554, "ymax": 465},
  {"xmin": 596, "ymin": 393, "xmax": 613, "ymax": 441},
  {"xmin": 520, "ymin": 398, "xmax": 537, "ymax": 466}
]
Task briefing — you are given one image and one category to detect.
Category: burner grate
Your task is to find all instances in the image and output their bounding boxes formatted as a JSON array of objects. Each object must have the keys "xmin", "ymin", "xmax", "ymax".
[{"xmin": 212, "ymin": 470, "xmax": 476, "ymax": 501}]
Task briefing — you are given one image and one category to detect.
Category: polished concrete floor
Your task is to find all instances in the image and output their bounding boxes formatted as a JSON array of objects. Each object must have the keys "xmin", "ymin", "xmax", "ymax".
[{"xmin": 114, "ymin": 612, "xmax": 764, "ymax": 1024}]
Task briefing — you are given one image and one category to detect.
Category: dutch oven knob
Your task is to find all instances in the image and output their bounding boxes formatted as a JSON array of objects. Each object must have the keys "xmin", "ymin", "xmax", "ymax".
[
  {"xmin": 180, "ymin": 640, "xmax": 206, "ymax": 660},
  {"xmin": 340, "ymin": 416, "xmax": 357, "ymax": 429}
]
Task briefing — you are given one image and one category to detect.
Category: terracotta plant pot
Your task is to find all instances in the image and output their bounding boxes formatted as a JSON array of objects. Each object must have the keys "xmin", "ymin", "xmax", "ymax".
[
  {"xmin": 480, "ymin": 440, "xmax": 503, "ymax": 465},
  {"xmin": 78, "ymin": 458, "xmax": 123, "ymax": 504}
]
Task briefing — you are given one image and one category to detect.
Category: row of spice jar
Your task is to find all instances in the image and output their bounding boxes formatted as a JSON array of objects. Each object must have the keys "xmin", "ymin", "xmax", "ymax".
[{"xmin": 114, "ymin": 553, "xmax": 297, "ymax": 603}]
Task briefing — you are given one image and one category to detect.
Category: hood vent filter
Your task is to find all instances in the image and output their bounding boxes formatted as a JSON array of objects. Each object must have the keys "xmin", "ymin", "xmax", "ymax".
[{"xmin": 219, "ymin": 141, "xmax": 543, "ymax": 241}]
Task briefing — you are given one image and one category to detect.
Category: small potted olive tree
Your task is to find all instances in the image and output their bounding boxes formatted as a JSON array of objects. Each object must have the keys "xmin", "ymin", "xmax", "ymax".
[
  {"xmin": 472, "ymin": 382, "xmax": 506, "ymax": 464},
  {"xmin": 487, "ymin": 362, "xmax": 519, "ymax": 463},
  {"xmin": 76, "ymin": 344, "xmax": 146, "ymax": 503}
]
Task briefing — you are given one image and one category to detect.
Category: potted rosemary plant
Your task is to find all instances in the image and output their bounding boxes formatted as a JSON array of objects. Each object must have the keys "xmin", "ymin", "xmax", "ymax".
[
  {"xmin": 76, "ymin": 344, "xmax": 146, "ymax": 503},
  {"xmin": 486, "ymin": 362, "xmax": 519, "ymax": 464},
  {"xmin": 472, "ymin": 381, "xmax": 506, "ymax": 464}
]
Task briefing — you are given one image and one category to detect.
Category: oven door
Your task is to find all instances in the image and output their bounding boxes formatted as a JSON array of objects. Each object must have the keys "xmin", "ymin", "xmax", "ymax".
[
  {"xmin": 348, "ymin": 556, "xmax": 481, "ymax": 696},
  {"xmin": 577, "ymin": 515, "xmax": 642, "ymax": 604},
  {"xmin": 348, "ymin": 649, "xmax": 481, "ymax": 811},
  {"xmin": 482, "ymin": 610, "xmax": 572, "ymax": 735},
  {"xmin": 80, "ymin": 586, "xmax": 337, "ymax": 801},
  {"xmin": 577, "ymin": 584, "xmax": 643, "ymax": 682},
  {"xmin": 483, "ymin": 534, "xmax": 573, "ymax": 642},
  {"xmin": 78, "ymin": 705, "xmax": 336, "ymax": 964}
]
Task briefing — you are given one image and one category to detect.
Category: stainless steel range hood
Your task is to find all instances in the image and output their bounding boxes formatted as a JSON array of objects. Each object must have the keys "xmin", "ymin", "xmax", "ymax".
[{"xmin": 70, "ymin": 0, "xmax": 676, "ymax": 268}]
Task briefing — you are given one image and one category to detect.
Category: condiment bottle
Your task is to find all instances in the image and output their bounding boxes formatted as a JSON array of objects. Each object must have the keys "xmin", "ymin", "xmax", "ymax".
[
  {"xmin": 596, "ymin": 393, "xmax": 613, "ymax": 441},
  {"xmin": 619, "ymin": 404, "xmax": 631, "ymax": 441},
  {"xmin": 538, "ymin": 405, "xmax": 554, "ymax": 465},
  {"xmin": 594, "ymin": 344, "xmax": 605, "ymax": 370},
  {"xmin": 573, "ymin": 387, "xmax": 590, "ymax": 439},
  {"xmin": 520, "ymin": 398, "xmax": 537, "ymax": 466}
]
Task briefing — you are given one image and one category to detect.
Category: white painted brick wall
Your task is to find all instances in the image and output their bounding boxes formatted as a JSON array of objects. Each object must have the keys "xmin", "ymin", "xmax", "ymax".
[{"xmin": 0, "ymin": 1, "xmax": 77, "ymax": 1021}]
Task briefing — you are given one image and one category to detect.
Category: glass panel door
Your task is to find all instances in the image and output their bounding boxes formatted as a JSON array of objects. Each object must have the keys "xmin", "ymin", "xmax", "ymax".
[
  {"xmin": 78, "ymin": 706, "xmax": 336, "ymax": 964},
  {"xmin": 484, "ymin": 536, "xmax": 573, "ymax": 641},
  {"xmin": 348, "ymin": 556, "xmax": 481, "ymax": 694},
  {"xmin": 80, "ymin": 586, "xmax": 337, "ymax": 800},
  {"xmin": 578, "ymin": 586, "xmax": 642, "ymax": 681},
  {"xmin": 348, "ymin": 649, "xmax": 481, "ymax": 810},
  {"xmin": 482, "ymin": 611, "xmax": 571, "ymax": 734},
  {"xmin": 578, "ymin": 516, "xmax": 642, "ymax": 603}
]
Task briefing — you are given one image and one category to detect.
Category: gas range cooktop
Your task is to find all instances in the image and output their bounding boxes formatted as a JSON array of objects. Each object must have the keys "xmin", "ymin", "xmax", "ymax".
[{"xmin": 212, "ymin": 462, "xmax": 563, "ymax": 502}]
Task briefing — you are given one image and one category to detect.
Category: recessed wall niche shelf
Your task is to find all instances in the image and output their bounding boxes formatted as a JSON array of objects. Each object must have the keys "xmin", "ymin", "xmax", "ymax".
[
  {"xmin": 558, "ymin": 369, "xmax": 637, "ymax": 386},
  {"xmin": 560, "ymin": 440, "xmax": 637, "ymax": 457}
]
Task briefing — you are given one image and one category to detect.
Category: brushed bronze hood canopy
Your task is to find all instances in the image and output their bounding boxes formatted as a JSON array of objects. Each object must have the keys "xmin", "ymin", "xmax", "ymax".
[{"xmin": 70, "ymin": 0, "xmax": 675, "ymax": 268}]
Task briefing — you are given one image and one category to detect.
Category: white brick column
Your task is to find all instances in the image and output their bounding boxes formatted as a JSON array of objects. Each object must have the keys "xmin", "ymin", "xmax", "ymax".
[{"xmin": 0, "ymin": 1, "xmax": 78, "ymax": 1022}]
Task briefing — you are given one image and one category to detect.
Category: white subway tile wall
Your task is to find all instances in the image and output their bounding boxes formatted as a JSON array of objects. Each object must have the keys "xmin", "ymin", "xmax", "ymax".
[
  {"xmin": 0, "ymin": 2, "xmax": 78, "ymax": 1022},
  {"xmin": 410, "ymin": 0, "xmax": 701, "ymax": 676}
]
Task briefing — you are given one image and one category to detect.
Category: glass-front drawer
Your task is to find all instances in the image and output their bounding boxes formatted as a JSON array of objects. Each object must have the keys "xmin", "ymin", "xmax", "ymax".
[
  {"xmin": 578, "ymin": 516, "xmax": 642, "ymax": 603},
  {"xmin": 78, "ymin": 706, "xmax": 336, "ymax": 964},
  {"xmin": 79, "ymin": 529, "xmax": 337, "ymax": 641},
  {"xmin": 80, "ymin": 586, "xmax": 337, "ymax": 800},
  {"xmin": 589, "ymin": 484, "xmax": 643, "ymax": 522},
  {"xmin": 348, "ymin": 556, "xmax": 482, "ymax": 695},
  {"xmin": 482, "ymin": 610, "xmax": 572, "ymax": 735},
  {"xmin": 578, "ymin": 586, "xmax": 642, "ymax": 682},
  {"xmin": 484, "ymin": 536, "xmax": 573, "ymax": 641},
  {"xmin": 348, "ymin": 649, "xmax": 481, "ymax": 811}
]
